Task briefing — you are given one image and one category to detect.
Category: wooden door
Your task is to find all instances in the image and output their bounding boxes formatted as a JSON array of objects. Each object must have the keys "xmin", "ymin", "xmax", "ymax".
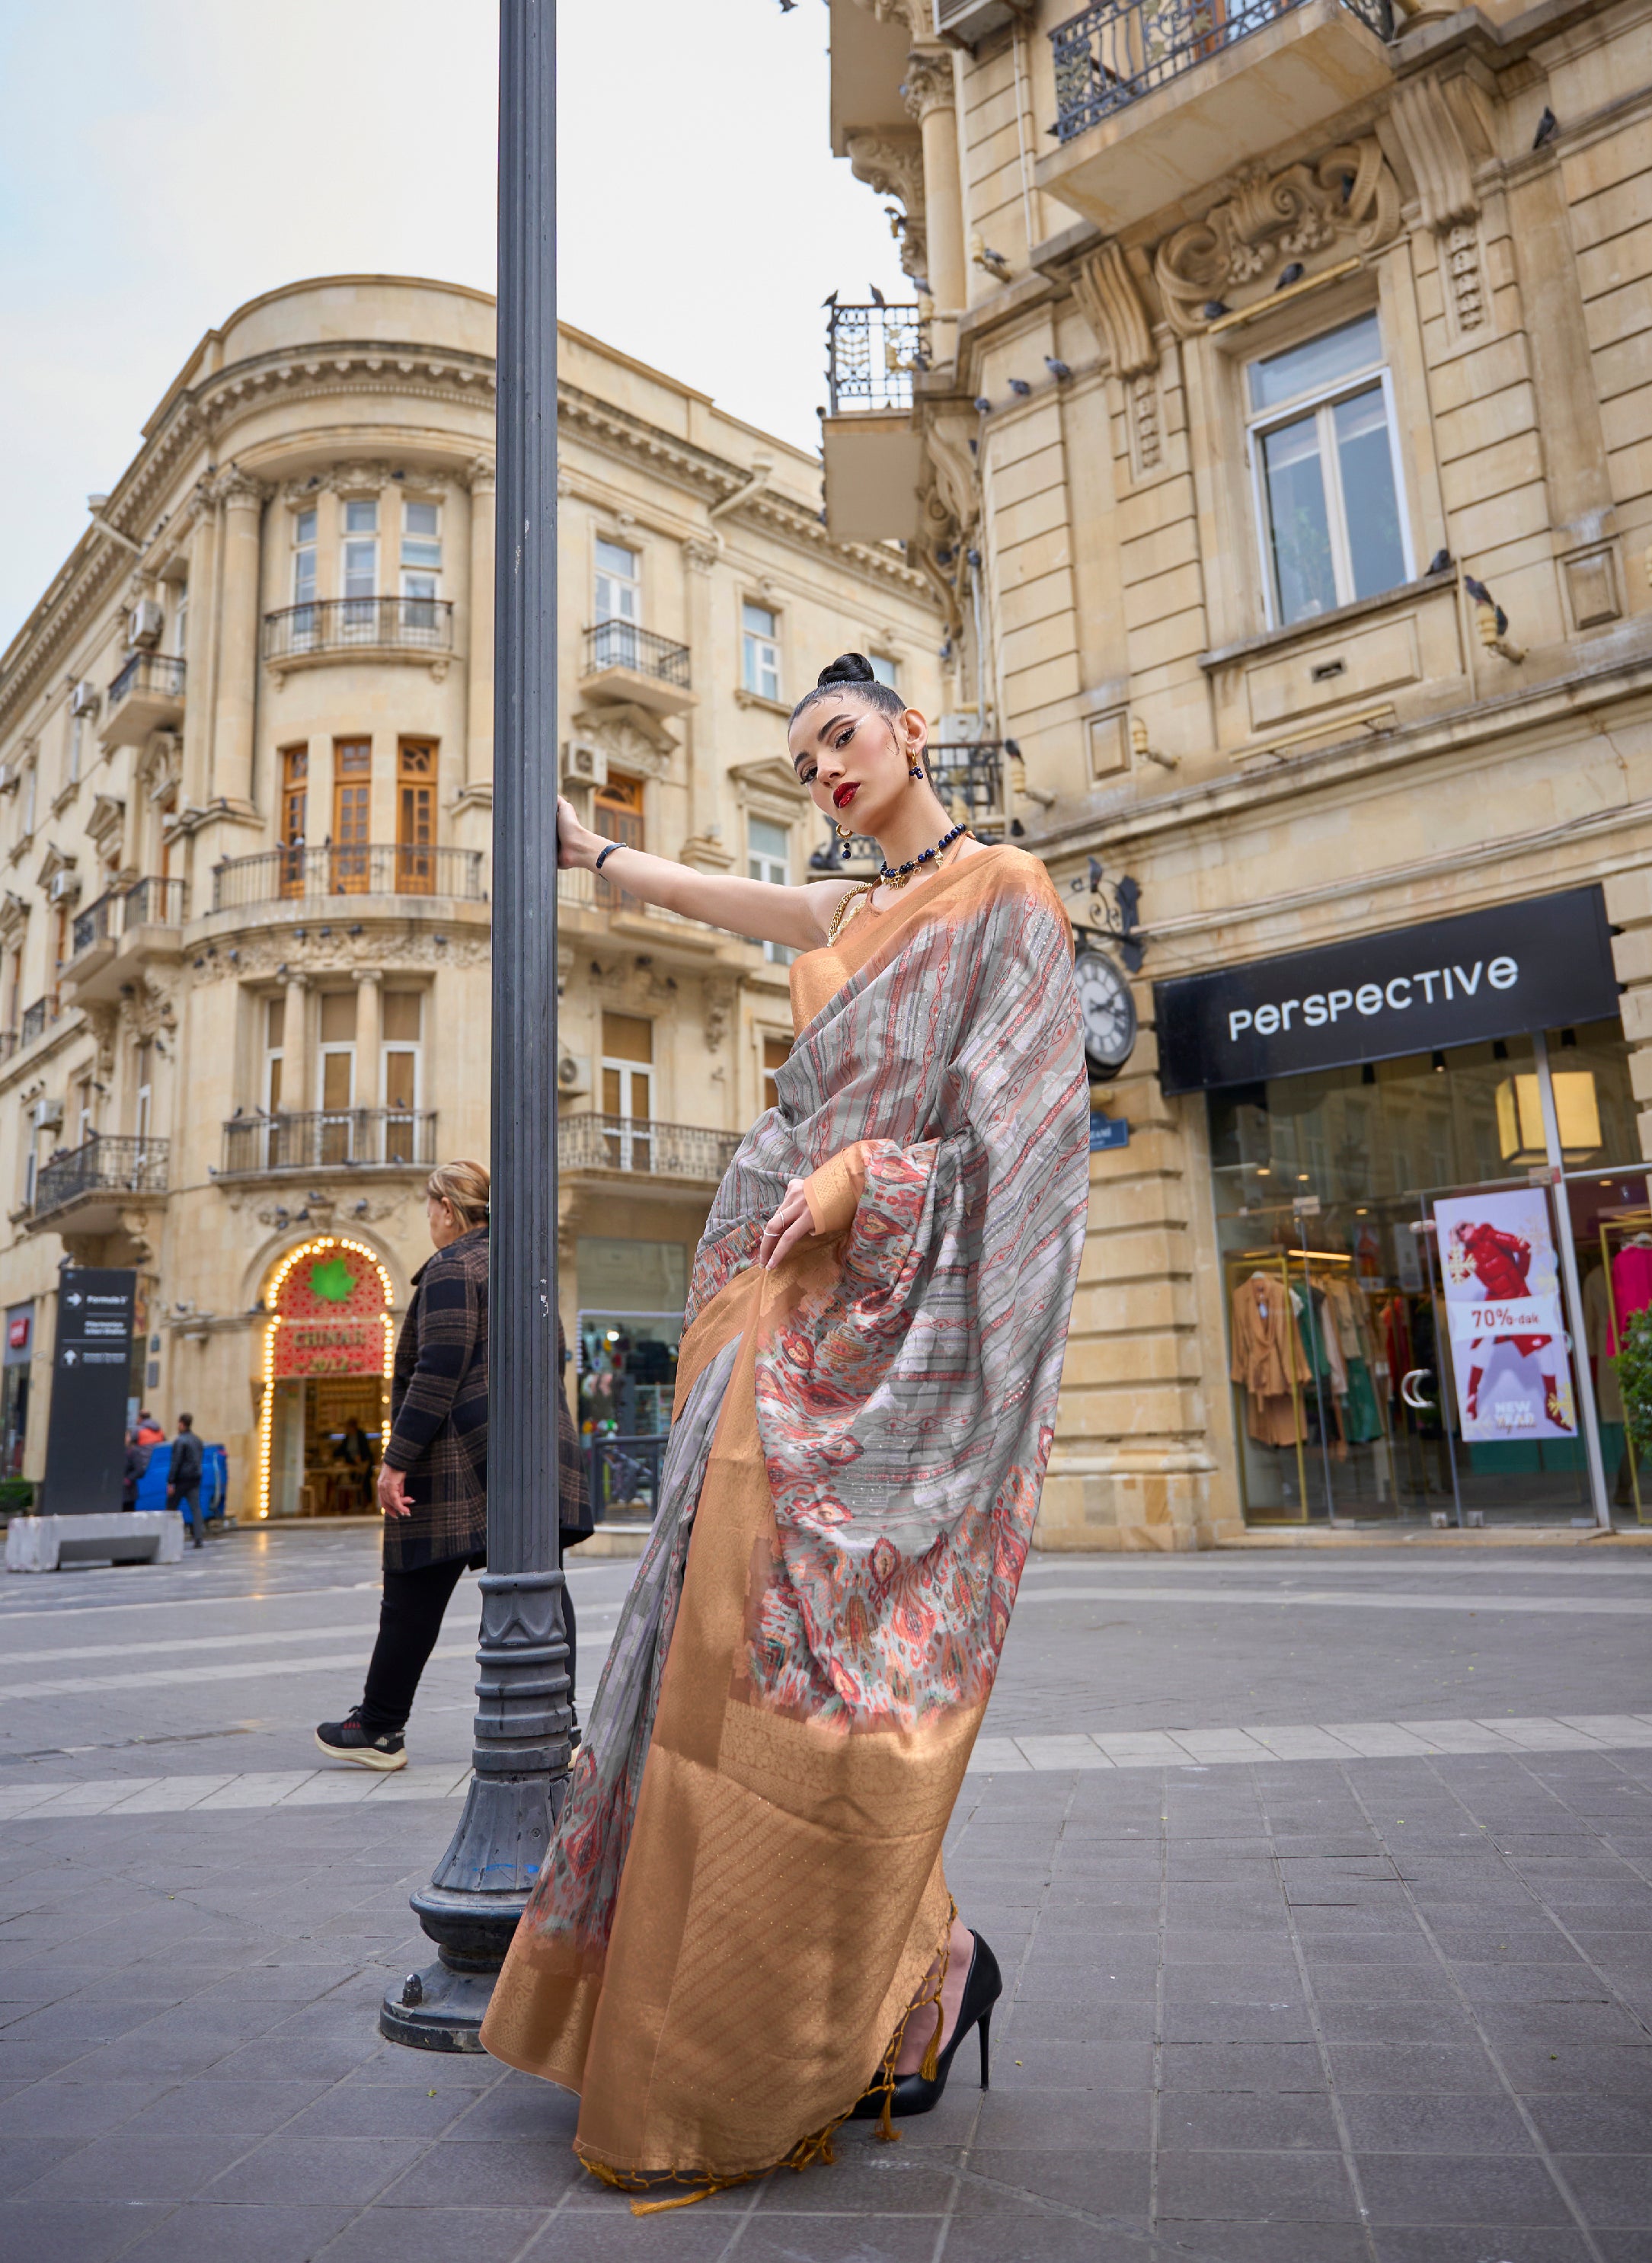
[
  {"xmin": 332, "ymin": 740, "xmax": 371, "ymax": 892},
  {"xmin": 396, "ymin": 740, "xmax": 436, "ymax": 893}
]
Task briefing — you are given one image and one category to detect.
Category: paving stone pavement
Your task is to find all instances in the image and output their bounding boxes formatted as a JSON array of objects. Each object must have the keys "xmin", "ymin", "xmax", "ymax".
[{"xmin": 2, "ymin": 1525, "xmax": 1650, "ymax": 2261}]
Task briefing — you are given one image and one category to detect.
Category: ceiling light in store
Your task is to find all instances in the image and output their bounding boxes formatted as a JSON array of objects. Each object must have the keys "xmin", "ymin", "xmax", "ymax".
[{"xmin": 1496, "ymin": 1072, "xmax": 1601, "ymax": 1165}]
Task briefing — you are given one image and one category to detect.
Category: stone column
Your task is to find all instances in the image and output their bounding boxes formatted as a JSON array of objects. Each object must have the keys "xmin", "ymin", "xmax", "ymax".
[
  {"xmin": 210, "ymin": 471, "xmax": 265, "ymax": 812},
  {"xmin": 466, "ymin": 459, "xmax": 497, "ymax": 791},
  {"xmin": 903, "ymin": 49, "xmax": 965, "ymax": 316},
  {"xmin": 355, "ymin": 970, "xmax": 382, "ymax": 1113},
  {"xmin": 283, "ymin": 973, "xmax": 312, "ymax": 1115},
  {"xmin": 179, "ymin": 507, "xmax": 216, "ymax": 813}
]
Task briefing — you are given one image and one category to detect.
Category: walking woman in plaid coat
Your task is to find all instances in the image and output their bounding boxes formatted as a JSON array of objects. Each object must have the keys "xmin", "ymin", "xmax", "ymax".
[{"xmin": 316, "ymin": 1160, "xmax": 587, "ymax": 1771}]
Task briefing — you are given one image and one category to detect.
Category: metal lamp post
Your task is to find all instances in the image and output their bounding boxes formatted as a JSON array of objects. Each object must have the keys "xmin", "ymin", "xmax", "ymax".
[{"xmin": 382, "ymin": 0, "xmax": 567, "ymax": 2051}]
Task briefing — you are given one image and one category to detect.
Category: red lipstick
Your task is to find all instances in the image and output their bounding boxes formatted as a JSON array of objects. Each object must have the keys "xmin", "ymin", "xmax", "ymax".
[{"xmin": 832, "ymin": 782, "xmax": 858, "ymax": 810}]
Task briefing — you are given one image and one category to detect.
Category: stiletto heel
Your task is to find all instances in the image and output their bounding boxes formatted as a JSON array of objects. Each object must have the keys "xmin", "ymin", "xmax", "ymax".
[{"xmin": 850, "ymin": 1930, "xmax": 1002, "ymax": 2123}]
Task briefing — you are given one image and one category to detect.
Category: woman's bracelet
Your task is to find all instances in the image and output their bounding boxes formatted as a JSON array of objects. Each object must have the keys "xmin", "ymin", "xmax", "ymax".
[{"xmin": 594, "ymin": 841, "xmax": 621, "ymax": 874}]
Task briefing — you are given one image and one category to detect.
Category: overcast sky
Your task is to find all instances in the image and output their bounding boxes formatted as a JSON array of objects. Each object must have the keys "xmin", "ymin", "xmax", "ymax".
[{"xmin": 0, "ymin": 0, "xmax": 907, "ymax": 646}]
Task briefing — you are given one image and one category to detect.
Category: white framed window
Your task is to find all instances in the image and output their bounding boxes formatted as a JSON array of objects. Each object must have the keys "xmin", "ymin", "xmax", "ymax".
[
  {"xmin": 75, "ymin": 1078, "xmax": 93, "ymax": 1148},
  {"xmin": 340, "ymin": 499, "xmax": 378, "ymax": 631},
  {"xmin": 743, "ymin": 603, "xmax": 781, "ymax": 702},
  {"xmin": 869, "ymin": 654, "xmax": 899, "ymax": 689},
  {"xmin": 21, "ymin": 760, "xmax": 37, "ymax": 839},
  {"xmin": 263, "ymin": 995, "xmax": 285, "ymax": 1113},
  {"xmin": 381, "ymin": 989, "xmax": 423, "ymax": 1164},
  {"xmin": 136, "ymin": 1043, "xmax": 153, "ymax": 1144},
  {"xmin": 600, "ymin": 1012, "xmax": 653, "ymax": 1171},
  {"xmin": 747, "ymin": 817, "xmax": 791, "ymax": 966},
  {"xmin": 292, "ymin": 508, "xmax": 318, "ymax": 607},
  {"xmin": 173, "ymin": 584, "xmax": 189, "ymax": 659},
  {"xmin": 594, "ymin": 539, "xmax": 641, "ymax": 670},
  {"xmin": 1246, "ymin": 312, "xmax": 1411, "ymax": 629},
  {"xmin": 67, "ymin": 711, "xmax": 83, "ymax": 786},
  {"xmin": 401, "ymin": 500, "xmax": 443, "ymax": 603}
]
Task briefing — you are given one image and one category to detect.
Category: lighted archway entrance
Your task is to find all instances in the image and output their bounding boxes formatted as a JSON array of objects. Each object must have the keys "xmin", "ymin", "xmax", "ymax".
[{"xmin": 257, "ymin": 1237, "xmax": 395, "ymax": 1520}]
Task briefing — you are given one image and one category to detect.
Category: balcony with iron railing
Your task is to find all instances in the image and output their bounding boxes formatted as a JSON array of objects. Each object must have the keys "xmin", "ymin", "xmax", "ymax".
[
  {"xmin": 261, "ymin": 596, "xmax": 455, "ymax": 671},
  {"xmin": 212, "ymin": 843, "xmax": 487, "ymax": 912},
  {"xmin": 577, "ymin": 621, "xmax": 695, "ymax": 717},
  {"xmin": 18, "ymin": 994, "xmax": 60, "ymax": 1050},
  {"xmin": 30, "ymin": 1135, "xmax": 168, "ymax": 1231},
  {"xmin": 101, "ymin": 652, "xmax": 186, "ymax": 750},
  {"xmin": 220, "ymin": 1108, "xmax": 438, "ymax": 1178},
  {"xmin": 821, "ymin": 302, "xmax": 931, "ymax": 547},
  {"xmin": 558, "ymin": 1112, "xmax": 741, "ymax": 1187},
  {"xmin": 64, "ymin": 876, "xmax": 187, "ymax": 1000},
  {"xmin": 1040, "ymin": 0, "xmax": 1395, "ymax": 233}
]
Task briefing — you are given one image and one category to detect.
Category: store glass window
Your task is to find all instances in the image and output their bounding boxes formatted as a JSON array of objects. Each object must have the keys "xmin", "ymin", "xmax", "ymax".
[
  {"xmin": 1248, "ymin": 313, "xmax": 1409, "ymax": 627},
  {"xmin": 1209, "ymin": 1021, "xmax": 1647, "ymax": 1530}
]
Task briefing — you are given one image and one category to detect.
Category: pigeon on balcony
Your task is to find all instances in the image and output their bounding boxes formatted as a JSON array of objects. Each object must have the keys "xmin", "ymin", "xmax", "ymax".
[
  {"xmin": 1045, "ymin": 357, "xmax": 1072, "ymax": 379},
  {"xmin": 973, "ymin": 396, "xmax": 993, "ymax": 414},
  {"xmin": 1008, "ymin": 378, "xmax": 1032, "ymax": 397},
  {"xmin": 1533, "ymin": 107, "xmax": 1558, "ymax": 148},
  {"xmin": 870, "ymin": 283, "xmax": 886, "ymax": 306}
]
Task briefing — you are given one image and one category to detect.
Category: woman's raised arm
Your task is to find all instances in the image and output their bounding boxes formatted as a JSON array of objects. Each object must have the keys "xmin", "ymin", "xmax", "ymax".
[{"xmin": 558, "ymin": 796, "xmax": 849, "ymax": 953}]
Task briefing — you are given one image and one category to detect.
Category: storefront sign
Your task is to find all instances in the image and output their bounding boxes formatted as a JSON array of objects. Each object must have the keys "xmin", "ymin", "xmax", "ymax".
[
  {"xmin": 38, "ymin": 1269, "xmax": 136, "ymax": 1516},
  {"xmin": 273, "ymin": 1321, "xmax": 384, "ymax": 1379},
  {"xmin": 1089, "ymin": 1113, "xmax": 1130, "ymax": 1152},
  {"xmin": 1434, "ymin": 1189, "xmax": 1576, "ymax": 1442},
  {"xmin": 1154, "ymin": 887, "xmax": 1619, "ymax": 1095}
]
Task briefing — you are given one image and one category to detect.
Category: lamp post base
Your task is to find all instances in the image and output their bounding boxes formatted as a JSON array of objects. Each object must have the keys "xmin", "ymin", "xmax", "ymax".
[{"xmin": 378, "ymin": 1881, "xmax": 528, "ymax": 2053}]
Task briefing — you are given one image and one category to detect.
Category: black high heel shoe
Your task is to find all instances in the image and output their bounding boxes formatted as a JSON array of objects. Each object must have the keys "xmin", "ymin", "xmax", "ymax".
[{"xmin": 852, "ymin": 1930, "xmax": 1002, "ymax": 2122}]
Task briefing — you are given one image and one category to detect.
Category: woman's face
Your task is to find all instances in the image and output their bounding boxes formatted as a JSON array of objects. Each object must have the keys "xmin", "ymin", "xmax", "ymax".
[{"xmin": 787, "ymin": 694, "xmax": 924, "ymax": 833}]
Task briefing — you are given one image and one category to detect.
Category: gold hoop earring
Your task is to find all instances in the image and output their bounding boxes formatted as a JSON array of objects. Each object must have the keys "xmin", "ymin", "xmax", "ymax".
[{"xmin": 835, "ymin": 821, "xmax": 854, "ymax": 842}]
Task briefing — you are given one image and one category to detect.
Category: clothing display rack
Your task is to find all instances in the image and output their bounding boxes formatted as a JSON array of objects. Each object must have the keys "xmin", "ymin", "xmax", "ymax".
[{"xmin": 1225, "ymin": 1246, "xmax": 1367, "ymax": 1522}]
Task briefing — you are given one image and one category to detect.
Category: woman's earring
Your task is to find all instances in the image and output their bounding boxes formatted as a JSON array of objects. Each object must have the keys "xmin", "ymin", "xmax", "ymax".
[
  {"xmin": 835, "ymin": 820, "xmax": 854, "ymax": 861},
  {"xmin": 909, "ymin": 762, "xmax": 925, "ymax": 782}
]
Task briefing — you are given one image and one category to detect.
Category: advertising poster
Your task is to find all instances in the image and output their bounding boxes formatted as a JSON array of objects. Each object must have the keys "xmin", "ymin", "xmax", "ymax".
[{"xmin": 1435, "ymin": 1189, "xmax": 1577, "ymax": 1441}]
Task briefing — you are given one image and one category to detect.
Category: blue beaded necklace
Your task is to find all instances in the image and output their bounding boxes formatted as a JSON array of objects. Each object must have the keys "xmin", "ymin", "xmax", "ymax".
[{"xmin": 877, "ymin": 821, "xmax": 970, "ymax": 889}]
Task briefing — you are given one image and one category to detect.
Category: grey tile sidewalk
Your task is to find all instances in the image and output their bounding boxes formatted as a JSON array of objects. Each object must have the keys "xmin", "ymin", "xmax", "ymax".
[{"xmin": 2, "ymin": 1747, "xmax": 1650, "ymax": 2261}]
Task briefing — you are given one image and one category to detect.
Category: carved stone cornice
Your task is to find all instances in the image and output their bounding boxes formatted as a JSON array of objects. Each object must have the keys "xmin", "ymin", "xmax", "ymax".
[
  {"xmin": 211, "ymin": 465, "xmax": 270, "ymax": 510},
  {"xmin": 846, "ymin": 129, "xmax": 928, "ymax": 282},
  {"xmin": 1154, "ymin": 139, "xmax": 1401, "ymax": 337},
  {"xmin": 1386, "ymin": 73, "xmax": 1491, "ymax": 232},
  {"xmin": 466, "ymin": 456, "xmax": 497, "ymax": 495}
]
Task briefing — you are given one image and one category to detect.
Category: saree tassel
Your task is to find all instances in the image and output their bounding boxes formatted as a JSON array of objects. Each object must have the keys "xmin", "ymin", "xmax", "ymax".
[
  {"xmin": 876, "ymin": 2085, "xmax": 900, "ymax": 2143},
  {"xmin": 629, "ymin": 2187, "xmax": 722, "ymax": 2217},
  {"xmin": 919, "ymin": 1996, "xmax": 944, "ymax": 2083}
]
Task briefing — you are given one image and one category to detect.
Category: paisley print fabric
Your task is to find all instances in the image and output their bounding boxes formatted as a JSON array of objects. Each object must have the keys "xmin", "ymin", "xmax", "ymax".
[{"xmin": 507, "ymin": 844, "xmax": 1088, "ymax": 1970}]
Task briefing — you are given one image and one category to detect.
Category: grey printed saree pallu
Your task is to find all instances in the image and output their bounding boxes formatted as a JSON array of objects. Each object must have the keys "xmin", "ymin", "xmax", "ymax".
[{"xmin": 481, "ymin": 843, "xmax": 1089, "ymax": 2194}]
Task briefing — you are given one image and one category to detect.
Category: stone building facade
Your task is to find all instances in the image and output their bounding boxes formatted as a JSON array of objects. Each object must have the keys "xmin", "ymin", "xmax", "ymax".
[
  {"xmin": 827, "ymin": 0, "xmax": 1652, "ymax": 1543},
  {"xmin": 0, "ymin": 275, "xmax": 942, "ymax": 1519}
]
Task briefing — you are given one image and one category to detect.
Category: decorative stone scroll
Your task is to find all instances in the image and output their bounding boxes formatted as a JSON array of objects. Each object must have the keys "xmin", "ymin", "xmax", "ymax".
[
  {"xmin": 845, "ymin": 131, "xmax": 928, "ymax": 285},
  {"xmin": 1075, "ymin": 245, "xmax": 1163, "ymax": 475},
  {"xmin": 1153, "ymin": 139, "xmax": 1401, "ymax": 337},
  {"xmin": 1388, "ymin": 74, "xmax": 1494, "ymax": 340}
]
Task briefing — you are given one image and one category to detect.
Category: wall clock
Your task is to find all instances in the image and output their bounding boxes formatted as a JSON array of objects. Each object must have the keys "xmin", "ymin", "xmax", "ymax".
[{"xmin": 1075, "ymin": 948, "xmax": 1136, "ymax": 1079}]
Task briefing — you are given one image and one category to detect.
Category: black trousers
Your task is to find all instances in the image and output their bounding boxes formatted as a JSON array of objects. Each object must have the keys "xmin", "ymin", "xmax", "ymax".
[{"xmin": 359, "ymin": 1555, "xmax": 579, "ymax": 1737}]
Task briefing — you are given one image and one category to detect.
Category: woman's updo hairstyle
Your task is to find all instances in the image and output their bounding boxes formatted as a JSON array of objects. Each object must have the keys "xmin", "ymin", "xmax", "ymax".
[{"xmin": 788, "ymin": 652, "xmax": 906, "ymax": 730}]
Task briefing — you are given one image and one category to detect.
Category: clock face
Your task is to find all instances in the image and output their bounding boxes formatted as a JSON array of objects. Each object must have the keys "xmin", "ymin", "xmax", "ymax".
[{"xmin": 1075, "ymin": 949, "xmax": 1137, "ymax": 1075}]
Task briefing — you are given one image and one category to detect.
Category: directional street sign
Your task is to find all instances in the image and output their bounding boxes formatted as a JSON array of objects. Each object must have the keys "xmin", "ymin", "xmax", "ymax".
[{"xmin": 37, "ymin": 1268, "xmax": 137, "ymax": 1517}]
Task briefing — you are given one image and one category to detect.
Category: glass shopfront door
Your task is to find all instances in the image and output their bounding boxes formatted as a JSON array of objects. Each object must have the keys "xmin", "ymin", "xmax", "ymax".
[{"xmin": 1212, "ymin": 1020, "xmax": 1648, "ymax": 1528}]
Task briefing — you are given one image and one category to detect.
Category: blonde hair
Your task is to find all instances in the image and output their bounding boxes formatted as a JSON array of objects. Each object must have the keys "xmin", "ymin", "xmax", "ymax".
[{"xmin": 427, "ymin": 1159, "xmax": 490, "ymax": 1230}]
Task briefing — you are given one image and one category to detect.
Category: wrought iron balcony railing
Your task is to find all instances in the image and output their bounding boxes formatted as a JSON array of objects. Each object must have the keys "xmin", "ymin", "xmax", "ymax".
[
  {"xmin": 19, "ymin": 995, "xmax": 59, "ymax": 1048},
  {"xmin": 558, "ymin": 1112, "xmax": 742, "ymax": 1185},
  {"xmin": 582, "ymin": 621, "xmax": 692, "ymax": 689},
  {"xmin": 221, "ymin": 1108, "xmax": 438, "ymax": 1177},
  {"xmin": 69, "ymin": 875, "xmax": 187, "ymax": 961},
  {"xmin": 212, "ymin": 843, "xmax": 486, "ymax": 910},
  {"xmin": 107, "ymin": 650, "xmax": 187, "ymax": 711},
  {"xmin": 261, "ymin": 596, "xmax": 455, "ymax": 663},
  {"xmin": 33, "ymin": 1134, "xmax": 168, "ymax": 1222},
  {"xmin": 826, "ymin": 302, "xmax": 929, "ymax": 415},
  {"xmin": 1049, "ymin": 0, "xmax": 1392, "ymax": 142}
]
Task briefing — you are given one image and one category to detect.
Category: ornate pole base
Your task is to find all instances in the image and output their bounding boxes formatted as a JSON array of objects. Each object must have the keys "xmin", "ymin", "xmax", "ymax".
[{"xmin": 379, "ymin": 1565, "xmax": 571, "ymax": 2053}]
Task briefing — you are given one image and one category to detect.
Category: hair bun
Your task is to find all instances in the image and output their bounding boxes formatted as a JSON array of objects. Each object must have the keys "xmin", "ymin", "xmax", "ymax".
[{"xmin": 816, "ymin": 652, "xmax": 876, "ymax": 689}]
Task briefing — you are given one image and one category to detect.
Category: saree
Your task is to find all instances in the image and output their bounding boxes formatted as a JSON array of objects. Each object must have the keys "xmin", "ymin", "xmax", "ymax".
[{"xmin": 481, "ymin": 842, "xmax": 1089, "ymax": 2187}]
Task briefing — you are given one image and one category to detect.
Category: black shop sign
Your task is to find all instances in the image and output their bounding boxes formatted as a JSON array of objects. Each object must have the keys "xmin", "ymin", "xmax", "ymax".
[
  {"xmin": 37, "ymin": 1267, "xmax": 136, "ymax": 1517},
  {"xmin": 1154, "ymin": 887, "xmax": 1620, "ymax": 1097}
]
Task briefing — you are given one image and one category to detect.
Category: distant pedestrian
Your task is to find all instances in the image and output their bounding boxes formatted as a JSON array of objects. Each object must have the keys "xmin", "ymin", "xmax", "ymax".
[
  {"xmin": 136, "ymin": 1408, "xmax": 164, "ymax": 1453},
  {"xmin": 332, "ymin": 1414, "xmax": 377, "ymax": 1512},
  {"xmin": 167, "ymin": 1413, "xmax": 206, "ymax": 1546},
  {"xmin": 316, "ymin": 1160, "xmax": 584, "ymax": 1772},
  {"xmin": 121, "ymin": 1429, "xmax": 142, "ymax": 1511}
]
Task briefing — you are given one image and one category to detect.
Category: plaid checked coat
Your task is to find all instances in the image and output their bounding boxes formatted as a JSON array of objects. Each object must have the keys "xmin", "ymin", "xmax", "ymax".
[{"xmin": 382, "ymin": 1226, "xmax": 587, "ymax": 1571}]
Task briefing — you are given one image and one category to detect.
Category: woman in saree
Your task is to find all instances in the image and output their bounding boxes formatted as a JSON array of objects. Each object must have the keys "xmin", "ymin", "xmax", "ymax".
[{"xmin": 481, "ymin": 653, "xmax": 1089, "ymax": 2202}]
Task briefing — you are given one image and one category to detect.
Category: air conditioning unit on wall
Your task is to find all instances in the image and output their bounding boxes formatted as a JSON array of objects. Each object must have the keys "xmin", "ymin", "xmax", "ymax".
[
  {"xmin": 935, "ymin": 0, "xmax": 1031, "ymax": 46},
  {"xmin": 48, "ymin": 870, "xmax": 80, "ymax": 906},
  {"xmin": 557, "ymin": 1052, "xmax": 590, "ymax": 1099},
  {"xmin": 70, "ymin": 680, "xmax": 100, "ymax": 719},
  {"xmin": 32, "ymin": 1098, "xmax": 62, "ymax": 1132},
  {"xmin": 128, "ymin": 599, "xmax": 165, "ymax": 649}
]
